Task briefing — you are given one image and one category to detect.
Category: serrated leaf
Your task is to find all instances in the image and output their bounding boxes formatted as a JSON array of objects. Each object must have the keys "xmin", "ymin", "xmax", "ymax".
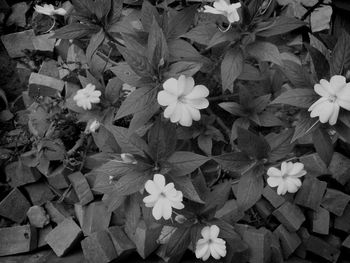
[
  {"xmin": 164, "ymin": 61, "xmax": 202, "ymax": 79},
  {"xmin": 128, "ymin": 102, "xmax": 159, "ymax": 134},
  {"xmin": 212, "ymin": 152, "xmax": 253, "ymax": 173},
  {"xmin": 167, "ymin": 151, "xmax": 210, "ymax": 176},
  {"xmin": 141, "ymin": 1, "xmax": 161, "ymax": 32},
  {"xmin": 271, "ymin": 88, "xmax": 317, "ymax": 108},
  {"xmin": 312, "ymin": 128, "xmax": 333, "ymax": 166},
  {"xmin": 165, "ymin": 227, "xmax": 191, "ymax": 257},
  {"xmin": 113, "ymin": 171, "xmax": 148, "ymax": 196},
  {"xmin": 170, "ymin": 175, "xmax": 204, "ymax": 203},
  {"xmin": 86, "ymin": 29, "xmax": 105, "ymax": 64},
  {"xmin": 221, "ymin": 47, "xmax": 244, "ymax": 92},
  {"xmin": 110, "ymin": 62, "xmax": 141, "ymax": 86},
  {"xmin": 237, "ymin": 128, "xmax": 270, "ymax": 160},
  {"xmin": 266, "ymin": 129, "xmax": 295, "ymax": 162},
  {"xmin": 148, "ymin": 18, "xmax": 168, "ymax": 67},
  {"xmin": 330, "ymin": 29, "xmax": 350, "ymax": 75},
  {"xmin": 246, "ymin": 41, "xmax": 283, "ymax": 66},
  {"xmin": 167, "ymin": 5, "xmax": 198, "ymax": 40},
  {"xmin": 181, "ymin": 23, "xmax": 218, "ymax": 46},
  {"xmin": 281, "ymin": 60, "xmax": 313, "ymax": 88},
  {"xmin": 52, "ymin": 23, "xmax": 100, "ymax": 39},
  {"xmin": 236, "ymin": 165, "xmax": 264, "ymax": 211},
  {"xmin": 255, "ymin": 16, "xmax": 306, "ymax": 37},
  {"xmin": 102, "ymin": 191, "xmax": 126, "ymax": 211},
  {"xmin": 305, "ymin": 43, "xmax": 330, "ymax": 80}
]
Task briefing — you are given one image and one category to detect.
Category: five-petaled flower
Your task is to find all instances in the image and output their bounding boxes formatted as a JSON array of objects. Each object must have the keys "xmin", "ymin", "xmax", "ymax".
[
  {"xmin": 73, "ymin": 83, "xmax": 101, "ymax": 110},
  {"xmin": 203, "ymin": 0, "xmax": 241, "ymax": 23},
  {"xmin": 157, "ymin": 75, "xmax": 209, "ymax": 127},
  {"xmin": 143, "ymin": 174, "xmax": 184, "ymax": 220},
  {"xmin": 267, "ymin": 162, "xmax": 306, "ymax": 195},
  {"xmin": 34, "ymin": 4, "xmax": 67, "ymax": 16},
  {"xmin": 195, "ymin": 225, "xmax": 227, "ymax": 261},
  {"xmin": 308, "ymin": 75, "xmax": 350, "ymax": 125}
]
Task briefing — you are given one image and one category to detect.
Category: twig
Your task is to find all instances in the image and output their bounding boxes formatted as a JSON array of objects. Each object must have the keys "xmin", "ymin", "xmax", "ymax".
[
  {"xmin": 301, "ymin": 0, "xmax": 324, "ymax": 21},
  {"xmin": 67, "ymin": 134, "xmax": 86, "ymax": 156}
]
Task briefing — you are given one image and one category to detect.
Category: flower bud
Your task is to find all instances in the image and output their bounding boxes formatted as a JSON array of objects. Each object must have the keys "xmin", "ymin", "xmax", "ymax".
[{"xmin": 121, "ymin": 153, "xmax": 137, "ymax": 164}]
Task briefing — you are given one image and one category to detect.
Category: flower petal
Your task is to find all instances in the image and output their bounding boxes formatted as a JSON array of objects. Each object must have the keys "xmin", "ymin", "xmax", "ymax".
[
  {"xmin": 145, "ymin": 180, "xmax": 161, "ymax": 195},
  {"xmin": 163, "ymin": 78, "xmax": 179, "ymax": 95},
  {"xmin": 186, "ymin": 105, "xmax": 201, "ymax": 121},
  {"xmin": 213, "ymin": 0, "xmax": 230, "ymax": 11},
  {"xmin": 267, "ymin": 167, "xmax": 282, "ymax": 177},
  {"xmin": 210, "ymin": 225, "xmax": 220, "ymax": 239},
  {"xmin": 185, "ymin": 85, "xmax": 209, "ymax": 99},
  {"xmin": 143, "ymin": 194, "xmax": 158, "ymax": 205},
  {"xmin": 158, "ymin": 91, "xmax": 177, "ymax": 106},
  {"xmin": 203, "ymin": 5, "xmax": 225, "ymax": 15},
  {"xmin": 163, "ymin": 103, "xmax": 177, "ymax": 119},
  {"xmin": 170, "ymin": 104, "xmax": 184, "ymax": 123},
  {"xmin": 277, "ymin": 182, "xmax": 287, "ymax": 195},
  {"xmin": 267, "ymin": 177, "xmax": 283, "ymax": 187},
  {"xmin": 152, "ymin": 200, "xmax": 163, "ymax": 220},
  {"xmin": 329, "ymin": 103, "xmax": 340, "ymax": 125},
  {"xmin": 179, "ymin": 106, "xmax": 193, "ymax": 127},
  {"xmin": 210, "ymin": 244, "xmax": 220, "ymax": 259},
  {"xmin": 308, "ymin": 97, "xmax": 328, "ymax": 112},
  {"xmin": 314, "ymin": 83, "xmax": 331, "ymax": 97},
  {"xmin": 319, "ymin": 79, "xmax": 333, "ymax": 95},
  {"xmin": 337, "ymin": 83, "xmax": 350, "ymax": 110},
  {"xmin": 162, "ymin": 199, "xmax": 172, "ymax": 220},
  {"xmin": 330, "ymin": 75, "xmax": 346, "ymax": 94},
  {"xmin": 288, "ymin": 163, "xmax": 304, "ymax": 177},
  {"xmin": 187, "ymin": 98, "xmax": 209, "ymax": 109},
  {"xmin": 177, "ymin": 75, "xmax": 194, "ymax": 95},
  {"xmin": 201, "ymin": 226, "xmax": 211, "ymax": 240},
  {"xmin": 195, "ymin": 241, "xmax": 209, "ymax": 259},
  {"xmin": 227, "ymin": 9, "xmax": 240, "ymax": 23},
  {"xmin": 154, "ymin": 173, "xmax": 166, "ymax": 189}
]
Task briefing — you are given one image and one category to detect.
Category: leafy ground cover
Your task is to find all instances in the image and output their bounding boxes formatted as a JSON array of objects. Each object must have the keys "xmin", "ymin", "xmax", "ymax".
[{"xmin": 1, "ymin": 0, "xmax": 350, "ymax": 262}]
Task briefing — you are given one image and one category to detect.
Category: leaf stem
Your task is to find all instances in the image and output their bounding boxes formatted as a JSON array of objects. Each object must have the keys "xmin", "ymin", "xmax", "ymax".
[{"xmin": 301, "ymin": 0, "xmax": 324, "ymax": 21}]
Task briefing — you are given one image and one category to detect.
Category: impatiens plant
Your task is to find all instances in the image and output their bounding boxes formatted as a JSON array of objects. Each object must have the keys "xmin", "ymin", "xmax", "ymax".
[{"xmin": 3, "ymin": 0, "xmax": 350, "ymax": 262}]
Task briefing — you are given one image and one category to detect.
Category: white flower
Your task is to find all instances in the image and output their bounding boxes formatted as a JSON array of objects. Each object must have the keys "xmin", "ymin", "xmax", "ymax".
[
  {"xmin": 143, "ymin": 174, "xmax": 184, "ymax": 220},
  {"xmin": 122, "ymin": 83, "xmax": 136, "ymax": 97},
  {"xmin": 34, "ymin": 4, "xmax": 67, "ymax": 16},
  {"xmin": 195, "ymin": 225, "xmax": 227, "ymax": 261},
  {"xmin": 267, "ymin": 162, "xmax": 306, "ymax": 195},
  {"xmin": 203, "ymin": 0, "xmax": 241, "ymax": 23},
  {"xmin": 308, "ymin": 75, "xmax": 350, "ymax": 125},
  {"xmin": 85, "ymin": 119, "xmax": 100, "ymax": 134},
  {"xmin": 120, "ymin": 153, "xmax": 137, "ymax": 164},
  {"xmin": 157, "ymin": 75, "xmax": 209, "ymax": 127},
  {"xmin": 73, "ymin": 83, "xmax": 101, "ymax": 110}
]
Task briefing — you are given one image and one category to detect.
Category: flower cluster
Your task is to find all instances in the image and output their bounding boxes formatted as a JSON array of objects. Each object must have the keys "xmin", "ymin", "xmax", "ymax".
[
  {"xmin": 203, "ymin": 0, "xmax": 241, "ymax": 23},
  {"xmin": 73, "ymin": 84, "xmax": 101, "ymax": 110},
  {"xmin": 34, "ymin": 4, "xmax": 67, "ymax": 16}
]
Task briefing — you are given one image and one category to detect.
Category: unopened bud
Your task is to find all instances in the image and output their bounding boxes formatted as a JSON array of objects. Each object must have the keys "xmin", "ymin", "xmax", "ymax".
[
  {"xmin": 121, "ymin": 153, "xmax": 137, "ymax": 164},
  {"xmin": 85, "ymin": 119, "xmax": 100, "ymax": 134}
]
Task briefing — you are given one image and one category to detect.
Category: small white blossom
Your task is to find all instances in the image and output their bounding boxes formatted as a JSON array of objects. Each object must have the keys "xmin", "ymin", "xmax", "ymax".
[
  {"xmin": 73, "ymin": 83, "xmax": 101, "ymax": 110},
  {"xmin": 34, "ymin": 4, "xmax": 67, "ymax": 16},
  {"xmin": 157, "ymin": 75, "xmax": 209, "ymax": 127},
  {"xmin": 195, "ymin": 225, "xmax": 227, "ymax": 261},
  {"xmin": 203, "ymin": 0, "xmax": 241, "ymax": 23},
  {"xmin": 120, "ymin": 153, "xmax": 137, "ymax": 164},
  {"xmin": 308, "ymin": 75, "xmax": 350, "ymax": 125},
  {"xmin": 267, "ymin": 162, "xmax": 306, "ymax": 195},
  {"xmin": 85, "ymin": 119, "xmax": 100, "ymax": 134},
  {"xmin": 143, "ymin": 174, "xmax": 184, "ymax": 220}
]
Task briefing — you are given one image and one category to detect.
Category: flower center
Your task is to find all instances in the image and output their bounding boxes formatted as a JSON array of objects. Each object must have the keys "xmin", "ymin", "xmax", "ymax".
[
  {"xmin": 328, "ymin": 94, "xmax": 337, "ymax": 103},
  {"xmin": 160, "ymin": 192, "xmax": 166, "ymax": 198},
  {"xmin": 281, "ymin": 173, "xmax": 288, "ymax": 179},
  {"xmin": 178, "ymin": 95, "xmax": 187, "ymax": 104}
]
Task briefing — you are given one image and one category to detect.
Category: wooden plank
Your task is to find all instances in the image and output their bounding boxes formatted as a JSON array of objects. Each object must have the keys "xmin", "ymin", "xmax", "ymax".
[
  {"xmin": 271, "ymin": 233, "xmax": 284, "ymax": 263},
  {"xmin": 308, "ymin": 206, "xmax": 329, "ymax": 235},
  {"xmin": 299, "ymin": 153, "xmax": 329, "ymax": 177},
  {"xmin": 45, "ymin": 217, "xmax": 83, "ymax": 257},
  {"xmin": 107, "ymin": 226, "xmax": 135, "ymax": 258},
  {"xmin": 24, "ymin": 182, "xmax": 55, "ymax": 206},
  {"xmin": 32, "ymin": 33, "xmax": 56, "ymax": 53},
  {"xmin": 295, "ymin": 227, "xmax": 310, "ymax": 259},
  {"xmin": 26, "ymin": 205, "xmax": 50, "ymax": 228},
  {"xmin": 294, "ymin": 177, "xmax": 327, "ymax": 210},
  {"xmin": 1, "ymin": 30, "xmax": 35, "ymax": 58},
  {"xmin": 38, "ymin": 59, "xmax": 60, "ymax": 79},
  {"xmin": 255, "ymin": 199, "xmax": 274, "ymax": 219},
  {"xmin": 273, "ymin": 202, "xmax": 305, "ymax": 232},
  {"xmin": 342, "ymin": 235, "xmax": 350, "ymax": 249},
  {"xmin": 321, "ymin": 188, "xmax": 350, "ymax": 216},
  {"xmin": 0, "ymin": 225, "xmax": 37, "ymax": 256},
  {"xmin": 45, "ymin": 201, "xmax": 73, "ymax": 224},
  {"xmin": 5, "ymin": 161, "xmax": 41, "ymax": 187},
  {"xmin": 0, "ymin": 188, "xmax": 31, "ymax": 223},
  {"xmin": 306, "ymin": 235, "xmax": 340, "ymax": 262},
  {"xmin": 274, "ymin": 225, "xmax": 301, "ymax": 260},
  {"xmin": 38, "ymin": 225, "xmax": 53, "ymax": 248},
  {"xmin": 68, "ymin": 172, "xmax": 94, "ymax": 206},
  {"xmin": 242, "ymin": 227, "xmax": 272, "ymax": 263},
  {"xmin": 81, "ymin": 230, "xmax": 118, "ymax": 263},
  {"xmin": 328, "ymin": 152, "xmax": 350, "ymax": 185},
  {"xmin": 334, "ymin": 204, "xmax": 350, "ymax": 233},
  {"xmin": 28, "ymin": 73, "xmax": 64, "ymax": 98},
  {"xmin": 47, "ymin": 165, "xmax": 71, "ymax": 189},
  {"xmin": 262, "ymin": 186, "xmax": 286, "ymax": 208}
]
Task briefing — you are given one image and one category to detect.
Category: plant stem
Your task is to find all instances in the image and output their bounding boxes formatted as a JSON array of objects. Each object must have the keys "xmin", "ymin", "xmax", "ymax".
[
  {"xmin": 67, "ymin": 134, "xmax": 86, "ymax": 156},
  {"xmin": 301, "ymin": 0, "xmax": 324, "ymax": 21},
  {"xmin": 206, "ymin": 108, "xmax": 231, "ymax": 139}
]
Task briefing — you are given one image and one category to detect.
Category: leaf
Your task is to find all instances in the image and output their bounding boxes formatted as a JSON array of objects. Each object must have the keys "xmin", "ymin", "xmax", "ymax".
[
  {"xmin": 72, "ymin": 0, "xmax": 94, "ymax": 16},
  {"xmin": 281, "ymin": 60, "xmax": 313, "ymax": 88},
  {"xmin": 330, "ymin": 30, "xmax": 350, "ymax": 75},
  {"xmin": 305, "ymin": 43, "xmax": 330, "ymax": 80},
  {"xmin": 255, "ymin": 16, "xmax": 306, "ymax": 37},
  {"xmin": 164, "ymin": 61, "xmax": 202, "ymax": 79},
  {"xmin": 106, "ymin": 125, "xmax": 151, "ymax": 156},
  {"xmin": 167, "ymin": 5, "xmax": 198, "ymax": 40},
  {"xmin": 116, "ymin": 86, "xmax": 157, "ymax": 119},
  {"xmin": 236, "ymin": 165, "xmax": 264, "ymax": 211},
  {"xmin": 271, "ymin": 88, "xmax": 317, "ymax": 108},
  {"xmin": 92, "ymin": 125, "xmax": 121, "ymax": 153},
  {"xmin": 107, "ymin": 0, "xmax": 123, "ymax": 25},
  {"xmin": 181, "ymin": 23, "xmax": 218, "ymax": 46},
  {"xmin": 165, "ymin": 227, "xmax": 191, "ymax": 257},
  {"xmin": 258, "ymin": 111, "xmax": 283, "ymax": 127},
  {"xmin": 113, "ymin": 171, "xmax": 148, "ymax": 196},
  {"xmin": 125, "ymin": 193, "xmax": 141, "ymax": 234},
  {"xmin": 86, "ymin": 29, "xmax": 105, "ymax": 64},
  {"xmin": 238, "ymin": 63, "xmax": 262, "ymax": 81},
  {"xmin": 170, "ymin": 175, "xmax": 204, "ymax": 203},
  {"xmin": 168, "ymin": 39, "xmax": 207, "ymax": 63},
  {"xmin": 219, "ymin": 102, "xmax": 245, "ymax": 117},
  {"xmin": 52, "ymin": 23, "xmax": 100, "ymax": 39},
  {"xmin": 292, "ymin": 112, "xmax": 320, "ymax": 142},
  {"xmin": 141, "ymin": 0, "xmax": 160, "ymax": 32},
  {"xmin": 202, "ymin": 183, "xmax": 231, "ymax": 213},
  {"xmin": 117, "ymin": 45, "xmax": 154, "ymax": 78},
  {"xmin": 237, "ymin": 128, "xmax": 270, "ymax": 160},
  {"xmin": 266, "ymin": 129, "xmax": 295, "ymax": 162},
  {"xmin": 197, "ymin": 135, "xmax": 212, "ymax": 156},
  {"xmin": 167, "ymin": 151, "xmax": 210, "ymax": 177},
  {"xmin": 312, "ymin": 128, "xmax": 333, "ymax": 166},
  {"xmin": 6, "ymin": 2, "xmax": 28, "ymax": 27},
  {"xmin": 221, "ymin": 47, "xmax": 244, "ymax": 92},
  {"xmin": 121, "ymin": 33, "xmax": 147, "ymax": 56},
  {"xmin": 147, "ymin": 18, "xmax": 169, "ymax": 67},
  {"xmin": 246, "ymin": 41, "xmax": 283, "ymax": 66},
  {"xmin": 103, "ymin": 191, "xmax": 126, "ymax": 211},
  {"xmin": 128, "ymin": 101, "xmax": 159, "ymax": 134},
  {"xmin": 105, "ymin": 77, "xmax": 123, "ymax": 104},
  {"xmin": 212, "ymin": 152, "xmax": 253, "ymax": 173},
  {"xmin": 110, "ymin": 62, "xmax": 141, "ymax": 86},
  {"xmin": 94, "ymin": 0, "xmax": 111, "ymax": 20}
]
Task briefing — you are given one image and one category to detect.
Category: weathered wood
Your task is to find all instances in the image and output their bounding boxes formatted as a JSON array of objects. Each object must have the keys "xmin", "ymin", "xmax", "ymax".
[
  {"xmin": 156, "ymin": 244, "xmax": 185, "ymax": 263},
  {"xmin": 308, "ymin": 206, "xmax": 329, "ymax": 235},
  {"xmin": 68, "ymin": 172, "xmax": 94, "ymax": 206},
  {"xmin": 24, "ymin": 182, "xmax": 55, "ymax": 206},
  {"xmin": 299, "ymin": 153, "xmax": 329, "ymax": 177},
  {"xmin": 125, "ymin": 220, "xmax": 162, "ymax": 259},
  {"xmin": 225, "ymin": 237, "xmax": 250, "ymax": 263},
  {"xmin": 1, "ymin": 30, "xmax": 35, "ymax": 58},
  {"xmin": 0, "ymin": 188, "xmax": 31, "ymax": 223},
  {"xmin": 0, "ymin": 225, "xmax": 37, "ymax": 256},
  {"xmin": 5, "ymin": 161, "xmax": 41, "ymax": 187},
  {"xmin": 81, "ymin": 230, "xmax": 118, "ymax": 263},
  {"xmin": 273, "ymin": 202, "xmax": 305, "ymax": 232},
  {"xmin": 274, "ymin": 225, "xmax": 301, "ymax": 260},
  {"xmin": 107, "ymin": 226, "xmax": 135, "ymax": 257},
  {"xmin": 342, "ymin": 235, "xmax": 350, "ymax": 249},
  {"xmin": 305, "ymin": 235, "xmax": 340, "ymax": 262},
  {"xmin": 295, "ymin": 227, "xmax": 310, "ymax": 259},
  {"xmin": 328, "ymin": 152, "xmax": 350, "ymax": 185},
  {"xmin": 262, "ymin": 186, "xmax": 286, "ymax": 208},
  {"xmin": 321, "ymin": 188, "xmax": 350, "ymax": 216},
  {"xmin": 32, "ymin": 33, "xmax": 56, "ymax": 53},
  {"xmin": 28, "ymin": 72, "xmax": 64, "ymax": 98},
  {"xmin": 242, "ymin": 227, "xmax": 272, "ymax": 263},
  {"xmin": 26, "ymin": 205, "xmax": 50, "ymax": 228},
  {"xmin": 77, "ymin": 201, "xmax": 112, "ymax": 236},
  {"xmin": 334, "ymin": 204, "xmax": 350, "ymax": 233},
  {"xmin": 39, "ymin": 59, "xmax": 60, "ymax": 79},
  {"xmin": 255, "ymin": 199, "xmax": 274, "ymax": 219},
  {"xmin": 294, "ymin": 177, "xmax": 327, "ymax": 210},
  {"xmin": 271, "ymin": 233, "xmax": 284, "ymax": 263},
  {"xmin": 45, "ymin": 201, "xmax": 73, "ymax": 224},
  {"xmin": 45, "ymin": 217, "xmax": 82, "ymax": 257},
  {"xmin": 47, "ymin": 165, "xmax": 71, "ymax": 189},
  {"xmin": 38, "ymin": 225, "xmax": 53, "ymax": 248}
]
